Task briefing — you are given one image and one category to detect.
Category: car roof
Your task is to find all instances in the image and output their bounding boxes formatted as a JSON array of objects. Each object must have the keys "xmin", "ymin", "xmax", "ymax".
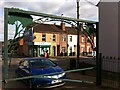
[{"xmin": 24, "ymin": 57, "xmax": 47, "ymax": 61}]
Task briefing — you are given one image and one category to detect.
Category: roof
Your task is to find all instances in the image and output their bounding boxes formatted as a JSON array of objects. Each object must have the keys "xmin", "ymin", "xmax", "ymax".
[
  {"xmin": 33, "ymin": 23, "xmax": 78, "ymax": 34},
  {"xmin": 33, "ymin": 24, "xmax": 62, "ymax": 34},
  {"xmin": 33, "ymin": 23, "xmax": 94, "ymax": 35},
  {"xmin": 66, "ymin": 27, "xmax": 77, "ymax": 35}
]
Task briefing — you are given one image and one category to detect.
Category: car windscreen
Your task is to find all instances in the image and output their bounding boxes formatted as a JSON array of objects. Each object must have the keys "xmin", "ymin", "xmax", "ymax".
[{"xmin": 29, "ymin": 58, "xmax": 56, "ymax": 68}]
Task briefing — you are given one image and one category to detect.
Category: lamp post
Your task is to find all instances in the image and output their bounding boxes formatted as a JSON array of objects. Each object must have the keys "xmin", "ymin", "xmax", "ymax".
[{"xmin": 76, "ymin": 0, "xmax": 80, "ymax": 68}]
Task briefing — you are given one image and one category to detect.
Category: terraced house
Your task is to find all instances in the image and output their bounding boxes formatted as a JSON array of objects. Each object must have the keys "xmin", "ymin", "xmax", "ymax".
[
  {"xmin": 20, "ymin": 22, "xmax": 67, "ymax": 57},
  {"xmin": 19, "ymin": 22, "xmax": 96, "ymax": 57}
]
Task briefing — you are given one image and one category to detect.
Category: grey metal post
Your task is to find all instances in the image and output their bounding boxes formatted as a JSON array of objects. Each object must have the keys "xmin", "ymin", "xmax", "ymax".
[
  {"xmin": 4, "ymin": 8, "xmax": 9, "ymax": 89},
  {"xmin": 96, "ymin": 22, "xmax": 102, "ymax": 86},
  {"xmin": 76, "ymin": 0, "xmax": 80, "ymax": 68},
  {"xmin": 96, "ymin": 53, "xmax": 102, "ymax": 86}
]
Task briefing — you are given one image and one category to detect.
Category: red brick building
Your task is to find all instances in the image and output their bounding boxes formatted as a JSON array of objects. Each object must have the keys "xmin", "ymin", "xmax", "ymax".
[{"xmin": 18, "ymin": 23, "xmax": 96, "ymax": 57}]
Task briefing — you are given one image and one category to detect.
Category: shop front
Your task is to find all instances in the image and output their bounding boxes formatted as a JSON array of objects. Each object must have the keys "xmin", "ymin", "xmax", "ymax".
[{"xmin": 34, "ymin": 42, "xmax": 51, "ymax": 57}]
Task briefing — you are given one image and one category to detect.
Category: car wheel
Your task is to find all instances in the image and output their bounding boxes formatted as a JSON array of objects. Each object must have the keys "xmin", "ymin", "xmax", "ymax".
[{"xmin": 29, "ymin": 80, "xmax": 33, "ymax": 88}]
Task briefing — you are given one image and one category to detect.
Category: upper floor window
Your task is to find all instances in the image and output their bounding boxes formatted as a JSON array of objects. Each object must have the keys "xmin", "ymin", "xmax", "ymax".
[
  {"xmin": 53, "ymin": 34, "xmax": 56, "ymax": 42},
  {"xmin": 69, "ymin": 36, "xmax": 72, "ymax": 42},
  {"xmin": 62, "ymin": 35, "xmax": 66, "ymax": 41},
  {"xmin": 81, "ymin": 46, "xmax": 84, "ymax": 53},
  {"xmin": 42, "ymin": 34, "xmax": 46, "ymax": 42},
  {"xmin": 82, "ymin": 35, "xmax": 84, "ymax": 43}
]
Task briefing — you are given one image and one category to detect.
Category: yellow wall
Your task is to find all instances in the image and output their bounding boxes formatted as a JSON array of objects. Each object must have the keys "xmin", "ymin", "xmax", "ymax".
[
  {"xmin": 34, "ymin": 33, "xmax": 59, "ymax": 43},
  {"xmin": 33, "ymin": 32, "xmax": 59, "ymax": 56}
]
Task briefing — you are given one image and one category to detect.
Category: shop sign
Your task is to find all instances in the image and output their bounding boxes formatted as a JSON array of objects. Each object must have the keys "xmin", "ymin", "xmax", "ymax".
[{"xmin": 34, "ymin": 42, "xmax": 51, "ymax": 45}]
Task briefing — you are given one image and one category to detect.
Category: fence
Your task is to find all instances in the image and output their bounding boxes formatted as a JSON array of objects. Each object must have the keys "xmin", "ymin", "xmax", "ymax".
[
  {"xmin": 76, "ymin": 55, "xmax": 120, "ymax": 89},
  {"xmin": 102, "ymin": 56, "xmax": 120, "ymax": 89}
]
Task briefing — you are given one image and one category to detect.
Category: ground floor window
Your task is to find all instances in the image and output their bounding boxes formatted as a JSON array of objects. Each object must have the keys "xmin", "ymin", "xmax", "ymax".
[
  {"xmin": 61, "ymin": 47, "xmax": 66, "ymax": 56},
  {"xmin": 81, "ymin": 46, "xmax": 84, "ymax": 53},
  {"xmin": 62, "ymin": 47, "xmax": 65, "ymax": 53},
  {"xmin": 39, "ymin": 46, "xmax": 50, "ymax": 57},
  {"xmin": 32, "ymin": 45, "xmax": 50, "ymax": 57},
  {"xmin": 87, "ymin": 46, "xmax": 91, "ymax": 53}
]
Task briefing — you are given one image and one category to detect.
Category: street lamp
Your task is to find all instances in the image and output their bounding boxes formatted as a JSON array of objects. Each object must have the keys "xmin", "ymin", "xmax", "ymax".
[{"xmin": 76, "ymin": 0, "xmax": 80, "ymax": 68}]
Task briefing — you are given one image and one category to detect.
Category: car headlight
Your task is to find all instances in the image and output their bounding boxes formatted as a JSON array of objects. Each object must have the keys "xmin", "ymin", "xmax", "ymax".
[
  {"xmin": 43, "ymin": 75, "xmax": 52, "ymax": 78},
  {"xmin": 42, "ymin": 72, "xmax": 65, "ymax": 79},
  {"xmin": 61, "ymin": 72, "xmax": 65, "ymax": 76}
]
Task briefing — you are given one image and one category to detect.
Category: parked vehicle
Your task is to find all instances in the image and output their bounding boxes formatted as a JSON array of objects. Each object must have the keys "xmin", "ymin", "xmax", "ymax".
[{"xmin": 15, "ymin": 57, "xmax": 66, "ymax": 88}]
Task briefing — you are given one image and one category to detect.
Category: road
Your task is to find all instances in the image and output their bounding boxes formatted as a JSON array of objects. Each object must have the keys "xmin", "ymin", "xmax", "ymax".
[{"xmin": 1, "ymin": 57, "xmax": 119, "ymax": 90}]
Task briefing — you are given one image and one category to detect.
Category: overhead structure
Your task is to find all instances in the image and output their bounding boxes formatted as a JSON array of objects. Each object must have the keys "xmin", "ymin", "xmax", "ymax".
[{"xmin": 4, "ymin": 8, "xmax": 99, "ymax": 89}]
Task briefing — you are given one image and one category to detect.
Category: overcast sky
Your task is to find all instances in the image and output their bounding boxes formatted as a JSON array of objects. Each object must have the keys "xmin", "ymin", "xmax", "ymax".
[{"xmin": 0, "ymin": 0, "xmax": 100, "ymax": 41}]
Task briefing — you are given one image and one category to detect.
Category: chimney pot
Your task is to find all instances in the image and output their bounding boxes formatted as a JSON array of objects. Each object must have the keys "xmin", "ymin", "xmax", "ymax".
[{"xmin": 61, "ymin": 22, "xmax": 65, "ymax": 31}]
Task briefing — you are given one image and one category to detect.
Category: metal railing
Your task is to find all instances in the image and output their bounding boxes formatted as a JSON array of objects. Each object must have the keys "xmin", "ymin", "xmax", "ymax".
[
  {"xmin": 101, "ymin": 56, "xmax": 120, "ymax": 89},
  {"xmin": 1, "ymin": 67, "xmax": 95, "ymax": 89}
]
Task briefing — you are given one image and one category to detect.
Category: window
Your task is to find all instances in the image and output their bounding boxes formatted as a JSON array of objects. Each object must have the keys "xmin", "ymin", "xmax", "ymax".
[
  {"xmin": 69, "ymin": 36, "xmax": 72, "ymax": 42},
  {"xmin": 81, "ymin": 46, "xmax": 84, "ymax": 53},
  {"xmin": 53, "ymin": 34, "xmax": 56, "ymax": 41},
  {"xmin": 87, "ymin": 46, "xmax": 91, "ymax": 53},
  {"xmin": 29, "ymin": 58, "xmax": 56, "ymax": 68},
  {"xmin": 70, "ymin": 46, "xmax": 72, "ymax": 53},
  {"xmin": 62, "ymin": 36, "xmax": 66, "ymax": 41},
  {"xmin": 42, "ymin": 34, "xmax": 46, "ymax": 41},
  {"xmin": 94, "ymin": 37, "xmax": 96, "ymax": 47},
  {"xmin": 19, "ymin": 60, "xmax": 25, "ymax": 66},
  {"xmin": 19, "ymin": 60, "xmax": 29, "ymax": 68},
  {"xmin": 82, "ymin": 35, "xmax": 84, "ymax": 43},
  {"xmin": 62, "ymin": 47, "xmax": 65, "ymax": 53}
]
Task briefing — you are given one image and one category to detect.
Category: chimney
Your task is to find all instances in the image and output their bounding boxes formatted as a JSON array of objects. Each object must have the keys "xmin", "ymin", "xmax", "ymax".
[
  {"xmin": 61, "ymin": 22, "xmax": 65, "ymax": 31},
  {"xmin": 60, "ymin": 14, "xmax": 66, "ymax": 31}
]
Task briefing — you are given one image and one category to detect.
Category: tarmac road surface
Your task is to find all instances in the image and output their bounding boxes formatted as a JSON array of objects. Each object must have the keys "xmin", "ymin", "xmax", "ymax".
[{"xmin": 1, "ymin": 57, "xmax": 119, "ymax": 90}]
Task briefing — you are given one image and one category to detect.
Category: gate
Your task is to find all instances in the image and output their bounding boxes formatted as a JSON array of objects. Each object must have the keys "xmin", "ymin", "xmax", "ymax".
[{"xmin": 3, "ymin": 8, "xmax": 100, "ymax": 89}]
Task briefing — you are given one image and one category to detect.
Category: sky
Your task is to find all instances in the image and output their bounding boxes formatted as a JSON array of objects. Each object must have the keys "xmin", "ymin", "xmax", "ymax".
[{"xmin": 0, "ymin": 0, "xmax": 100, "ymax": 41}]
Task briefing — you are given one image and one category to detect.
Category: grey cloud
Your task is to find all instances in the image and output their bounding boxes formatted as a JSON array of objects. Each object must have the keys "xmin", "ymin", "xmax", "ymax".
[
  {"xmin": 0, "ymin": 0, "xmax": 98, "ymax": 41},
  {"xmin": 0, "ymin": 18, "xmax": 4, "ymax": 34},
  {"xmin": 4, "ymin": 2, "xmax": 62, "ymax": 14},
  {"xmin": 85, "ymin": 0, "xmax": 100, "ymax": 5},
  {"xmin": 3, "ymin": 1, "xmax": 98, "ymax": 21},
  {"xmin": 80, "ymin": 2, "xmax": 98, "ymax": 20},
  {"xmin": 52, "ymin": 0, "xmax": 82, "ymax": 18},
  {"xmin": 0, "ymin": 34, "xmax": 4, "ymax": 41}
]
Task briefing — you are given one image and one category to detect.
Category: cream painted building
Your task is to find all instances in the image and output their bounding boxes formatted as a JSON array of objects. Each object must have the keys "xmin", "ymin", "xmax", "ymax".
[
  {"xmin": 99, "ymin": 2, "xmax": 120, "ymax": 72},
  {"xmin": 68, "ymin": 35, "xmax": 77, "ymax": 56}
]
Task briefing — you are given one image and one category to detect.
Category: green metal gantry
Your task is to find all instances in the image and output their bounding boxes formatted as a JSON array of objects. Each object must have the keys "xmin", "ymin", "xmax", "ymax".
[{"xmin": 4, "ymin": 7, "xmax": 100, "ymax": 89}]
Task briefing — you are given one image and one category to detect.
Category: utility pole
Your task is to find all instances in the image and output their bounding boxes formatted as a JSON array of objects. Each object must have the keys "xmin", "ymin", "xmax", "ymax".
[{"xmin": 76, "ymin": 0, "xmax": 80, "ymax": 68}]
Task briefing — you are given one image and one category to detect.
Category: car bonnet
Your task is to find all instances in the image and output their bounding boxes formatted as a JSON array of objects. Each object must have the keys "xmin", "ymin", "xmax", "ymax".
[{"xmin": 31, "ymin": 66, "xmax": 63, "ymax": 76}]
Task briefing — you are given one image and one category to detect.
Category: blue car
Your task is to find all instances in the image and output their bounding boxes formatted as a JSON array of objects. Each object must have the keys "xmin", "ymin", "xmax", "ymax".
[{"xmin": 15, "ymin": 57, "xmax": 66, "ymax": 88}]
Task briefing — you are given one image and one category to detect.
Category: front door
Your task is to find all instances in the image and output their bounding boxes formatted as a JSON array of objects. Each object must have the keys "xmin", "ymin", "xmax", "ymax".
[
  {"xmin": 57, "ymin": 45, "xmax": 60, "ymax": 56},
  {"xmin": 53, "ymin": 46, "xmax": 56, "ymax": 56}
]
